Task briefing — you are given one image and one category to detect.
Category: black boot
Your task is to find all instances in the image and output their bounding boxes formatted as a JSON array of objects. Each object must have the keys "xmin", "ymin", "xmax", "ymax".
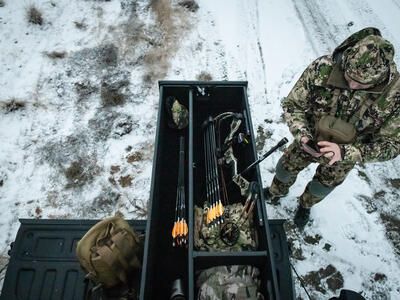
[
  {"xmin": 263, "ymin": 188, "xmax": 281, "ymax": 205},
  {"xmin": 294, "ymin": 204, "xmax": 311, "ymax": 230}
]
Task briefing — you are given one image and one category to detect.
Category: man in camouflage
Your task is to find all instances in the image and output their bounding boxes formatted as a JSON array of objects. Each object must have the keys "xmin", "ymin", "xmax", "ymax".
[{"xmin": 264, "ymin": 27, "xmax": 400, "ymax": 229}]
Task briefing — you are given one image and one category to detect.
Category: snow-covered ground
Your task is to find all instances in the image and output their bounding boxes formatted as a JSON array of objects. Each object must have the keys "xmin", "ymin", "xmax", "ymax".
[{"xmin": 0, "ymin": 0, "xmax": 399, "ymax": 298}]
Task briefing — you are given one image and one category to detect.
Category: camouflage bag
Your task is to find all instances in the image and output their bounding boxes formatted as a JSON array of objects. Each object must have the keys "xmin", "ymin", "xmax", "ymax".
[
  {"xmin": 196, "ymin": 265, "xmax": 265, "ymax": 300},
  {"xmin": 76, "ymin": 216, "xmax": 142, "ymax": 292},
  {"xmin": 166, "ymin": 96, "xmax": 189, "ymax": 129},
  {"xmin": 194, "ymin": 203, "xmax": 257, "ymax": 251}
]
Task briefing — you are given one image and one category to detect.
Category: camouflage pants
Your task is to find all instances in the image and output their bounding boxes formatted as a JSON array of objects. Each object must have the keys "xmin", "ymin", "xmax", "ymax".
[{"xmin": 269, "ymin": 141, "xmax": 356, "ymax": 208}]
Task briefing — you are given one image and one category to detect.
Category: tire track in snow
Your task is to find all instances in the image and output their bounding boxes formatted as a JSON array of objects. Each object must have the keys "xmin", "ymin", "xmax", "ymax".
[
  {"xmin": 253, "ymin": 0, "xmax": 268, "ymax": 98},
  {"xmin": 290, "ymin": 0, "xmax": 339, "ymax": 54}
]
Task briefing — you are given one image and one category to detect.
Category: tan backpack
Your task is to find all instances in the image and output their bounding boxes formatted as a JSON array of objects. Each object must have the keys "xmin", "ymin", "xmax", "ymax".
[{"xmin": 76, "ymin": 216, "xmax": 142, "ymax": 289}]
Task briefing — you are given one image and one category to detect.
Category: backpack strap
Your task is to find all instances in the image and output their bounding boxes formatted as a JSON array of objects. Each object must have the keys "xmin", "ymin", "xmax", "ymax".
[
  {"xmin": 329, "ymin": 89, "xmax": 342, "ymax": 116},
  {"xmin": 92, "ymin": 244, "xmax": 128, "ymax": 286}
]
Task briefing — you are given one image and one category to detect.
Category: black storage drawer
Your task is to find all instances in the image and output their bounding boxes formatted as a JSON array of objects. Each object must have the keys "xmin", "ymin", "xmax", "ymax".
[{"xmin": 140, "ymin": 81, "xmax": 281, "ymax": 300}]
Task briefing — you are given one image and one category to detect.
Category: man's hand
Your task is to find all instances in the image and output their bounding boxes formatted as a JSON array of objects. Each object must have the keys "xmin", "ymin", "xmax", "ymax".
[{"xmin": 317, "ymin": 141, "xmax": 342, "ymax": 165}]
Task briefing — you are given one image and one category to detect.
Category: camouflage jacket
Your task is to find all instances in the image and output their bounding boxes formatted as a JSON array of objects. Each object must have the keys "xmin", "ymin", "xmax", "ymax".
[{"xmin": 283, "ymin": 28, "xmax": 400, "ymax": 164}]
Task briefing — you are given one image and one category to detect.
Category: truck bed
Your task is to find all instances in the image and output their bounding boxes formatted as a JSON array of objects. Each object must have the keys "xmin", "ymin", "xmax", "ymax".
[{"xmin": 1, "ymin": 218, "xmax": 293, "ymax": 299}]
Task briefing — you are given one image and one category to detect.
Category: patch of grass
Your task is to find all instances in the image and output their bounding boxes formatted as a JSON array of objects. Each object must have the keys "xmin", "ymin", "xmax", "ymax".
[
  {"xmin": 380, "ymin": 213, "xmax": 400, "ymax": 255},
  {"xmin": 92, "ymin": 190, "xmax": 120, "ymax": 214},
  {"xmin": 101, "ymin": 82, "xmax": 125, "ymax": 106},
  {"xmin": 44, "ymin": 51, "xmax": 67, "ymax": 59},
  {"xmin": 1, "ymin": 99, "xmax": 25, "ymax": 113},
  {"xmin": 374, "ymin": 273, "xmax": 387, "ymax": 282},
  {"xmin": 74, "ymin": 80, "xmax": 97, "ymax": 99},
  {"xmin": 303, "ymin": 264, "xmax": 343, "ymax": 294},
  {"xmin": 127, "ymin": 151, "xmax": 143, "ymax": 163},
  {"xmin": 27, "ymin": 5, "xmax": 43, "ymax": 25},
  {"xmin": 143, "ymin": 0, "xmax": 181, "ymax": 83},
  {"xmin": 110, "ymin": 165, "xmax": 121, "ymax": 174},
  {"xmin": 357, "ymin": 169, "xmax": 371, "ymax": 184},
  {"xmin": 64, "ymin": 159, "xmax": 99, "ymax": 188},
  {"xmin": 151, "ymin": 0, "xmax": 174, "ymax": 29},
  {"xmin": 304, "ymin": 234, "xmax": 322, "ymax": 245},
  {"xmin": 35, "ymin": 207, "xmax": 42, "ymax": 219},
  {"xmin": 178, "ymin": 0, "xmax": 199, "ymax": 12},
  {"xmin": 387, "ymin": 178, "xmax": 400, "ymax": 189},
  {"xmin": 196, "ymin": 71, "xmax": 212, "ymax": 81},
  {"xmin": 100, "ymin": 44, "xmax": 118, "ymax": 67},
  {"xmin": 133, "ymin": 201, "xmax": 148, "ymax": 218},
  {"xmin": 119, "ymin": 175, "xmax": 133, "ymax": 188}
]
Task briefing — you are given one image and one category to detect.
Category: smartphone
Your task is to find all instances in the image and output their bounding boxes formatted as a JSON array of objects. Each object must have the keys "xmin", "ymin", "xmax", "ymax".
[{"xmin": 301, "ymin": 140, "xmax": 322, "ymax": 157}]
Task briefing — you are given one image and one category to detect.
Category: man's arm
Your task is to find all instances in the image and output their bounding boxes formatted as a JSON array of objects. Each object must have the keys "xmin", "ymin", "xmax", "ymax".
[
  {"xmin": 282, "ymin": 57, "xmax": 324, "ymax": 142},
  {"xmin": 342, "ymin": 111, "xmax": 400, "ymax": 163}
]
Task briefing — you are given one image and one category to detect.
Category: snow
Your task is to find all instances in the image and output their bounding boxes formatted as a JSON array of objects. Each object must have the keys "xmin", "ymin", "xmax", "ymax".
[{"xmin": 0, "ymin": 0, "xmax": 399, "ymax": 298}]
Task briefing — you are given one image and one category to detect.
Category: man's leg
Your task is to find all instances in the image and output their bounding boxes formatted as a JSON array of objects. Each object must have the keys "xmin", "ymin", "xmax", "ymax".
[
  {"xmin": 300, "ymin": 160, "xmax": 356, "ymax": 207},
  {"xmin": 294, "ymin": 159, "xmax": 356, "ymax": 229},
  {"xmin": 267, "ymin": 141, "xmax": 313, "ymax": 199}
]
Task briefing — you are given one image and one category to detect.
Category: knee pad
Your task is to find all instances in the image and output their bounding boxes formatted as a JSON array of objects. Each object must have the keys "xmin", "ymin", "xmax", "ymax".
[
  {"xmin": 275, "ymin": 157, "xmax": 296, "ymax": 184},
  {"xmin": 308, "ymin": 178, "xmax": 335, "ymax": 198}
]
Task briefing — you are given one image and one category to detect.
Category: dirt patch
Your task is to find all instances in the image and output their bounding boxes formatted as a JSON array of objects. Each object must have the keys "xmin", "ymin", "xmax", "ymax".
[
  {"xmin": 92, "ymin": 189, "xmax": 120, "ymax": 214},
  {"xmin": 100, "ymin": 72, "xmax": 130, "ymax": 107},
  {"xmin": 101, "ymin": 82, "xmax": 125, "ymax": 106},
  {"xmin": 99, "ymin": 44, "xmax": 118, "ymax": 68},
  {"xmin": 197, "ymin": 71, "xmax": 213, "ymax": 81},
  {"xmin": 374, "ymin": 273, "xmax": 387, "ymax": 282},
  {"xmin": 303, "ymin": 264, "xmax": 343, "ymax": 294},
  {"xmin": 88, "ymin": 111, "xmax": 118, "ymax": 141},
  {"xmin": 27, "ymin": 5, "xmax": 43, "ymax": 25},
  {"xmin": 35, "ymin": 207, "xmax": 42, "ymax": 219},
  {"xmin": 357, "ymin": 169, "xmax": 371, "ymax": 184},
  {"xmin": 64, "ymin": 158, "xmax": 99, "ymax": 188},
  {"xmin": 74, "ymin": 80, "xmax": 98, "ymax": 99},
  {"xmin": 110, "ymin": 165, "xmax": 121, "ymax": 174},
  {"xmin": 287, "ymin": 237, "xmax": 305, "ymax": 261},
  {"xmin": 304, "ymin": 234, "xmax": 322, "ymax": 245},
  {"xmin": 380, "ymin": 213, "xmax": 400, "ymax": 255},
  {"xmin": 45, "ymin": 51, "xmax": 67, "ymax": 59},
  {"xmin": 1, "ymin": 99, "xmax": 25, "ymax": 113},
  {"xmin": 373, "ymin": 190, "xmax": 386, "ymax": 199},
  {"xmin": 362, "ymin": 272, "xmax": 391, "ymax": 299},
  {"xmin": 357, "ymin": 195, "xmax": 378, "ymax": 214},
  {"xmin": 74, "ymin": 21, "xmax": 88, "ymax": 30},
  {"xmin": 178, "ymin": 0, "xmax": 199, "ymax": 12},
  {"xmin": 127, "ymin": 151, "xmax": 144, "ymax": 163},
  {"xmin": 112, "ymin": 117, "xmax": 133, "ymax": 137},
  {"xmin": 142, "ymin": 0, "xmax": 191, "ymax": 84},
  {"xmin": 323, "ymin": 243, "xmax": 332, "ymax": 252},
  {"xmin": 326, "ymin": 271, "xmax": 344, "ymax": 292},
  {"xmin": 133, "ymin": 200, "xmax": 148, "ymax": 218},
  {"xmin": 387, "ymin": 178, "xmax": 400, "ymax": 189},
  {"xmin": 119, "ymin": 175, "xmax": 133, "ymax": 187}
]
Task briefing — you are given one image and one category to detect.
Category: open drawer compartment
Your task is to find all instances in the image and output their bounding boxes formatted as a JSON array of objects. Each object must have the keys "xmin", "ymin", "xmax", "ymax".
[{"xmin": 140, "ymin": 81, "xmax": 280, "ymax": 300}]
